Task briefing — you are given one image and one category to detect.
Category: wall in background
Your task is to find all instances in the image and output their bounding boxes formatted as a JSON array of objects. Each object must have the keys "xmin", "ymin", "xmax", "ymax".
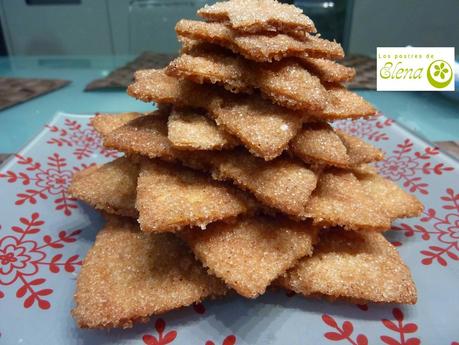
[
  {"xmin": 1, "ymin": 0, "xmax": 458, "ymax": 56},
  {"xmin": 0, "ymin": 0, "xmax": 206, "ymax": 55},
  {"xmin": 116, "ymin": 0, "xmax": 206, "ymax": 54},
  {"xmin": 348, "ymin": 0, "xmax": 459, "ymax": 56},
  {"xmin": 0, "ymin": 0, "xmax": 113, "ymax": 55}
]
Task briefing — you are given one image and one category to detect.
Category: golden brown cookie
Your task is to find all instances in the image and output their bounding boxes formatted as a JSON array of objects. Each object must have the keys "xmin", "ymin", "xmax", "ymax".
[
  {"xmin": 278, "ymin": 229, "xmax": 417, "ymax": 304},
  {"xmin": 181, "ymin": 215, "xmax": 317, "ymax": 298},
  {"xmin": 129, "ymin": 68, "xmax": 374, "ymax": 133},
  {"xmin": 290, "ymin": 123, "xmax": 384, "ymax": 168},
  {"xmin": 179, "ymin": 39, "xmax": 355, "ymax": 84},
  {"xmin": 89, "ymin": 114, "xmax": 318, "ymax": 217},
  {"xmin": 353, "ymin": 166, "xmax": 423, "ymax": 220},
  {"xmin": 91, "ymin": 112, "xmax": 143, "ymax": 137},
  {"xmin": 92, "ymin": 114, "xmax": 319, "ymax": 218},
  {"xmin": 90, "ymin": 114, "xmax": 319, "ymax": 215},
  {"xmin": 168, "ymin": 107, "xmax": 238, "ymax": 150},
  {"xmin": 127, "ymin": 68, "xmax": 217, "ymax": 109},
  {"xmin": 336, "ymin": 130, "xmax": 385, "ymax": 165},
  {"xmin": 103, "ymin": 109, "xmax": 177, "ymax": 161},
  {"xmin": 291, "ymin": 122, "xmax": 349, "ymax": 167},
  {"xmin": 202, "ymin": 150, "xmax": 319, "ymax": 216},
  {"xmin": 128, "ymin": 69, "xmax": 304, "ymax": 160},
  {"xmin": 310, "ymin": 85, "xmax": 377, "ymax": 120},
  {"xmin": 136, "ymin": 160, "xmax": 256, "ymax": 232},
  {"xmin": 300, "ymin": 57, "xmax": 355, "ymax": 84},
  {"xmin": 302, "ymin": 169, "xmax": 392, "ymax": 231},
  {"xmin": 166, "ymin": 50, "xmax": 329, "ymax": 111},
  {"xmin": 211, "ymin": 95, "xmax": 304, "ymax": 159},
  {"xmin": 197, "ymin": 0, "xmax": 317, "ymax": 38},
  {"xmin": 92, "ymin": 115, "xmax": 415, "ymax": 225},
  {"xmin": 94, "ymin": 111, "xmax": 381, "ymax": 170},
  {"xmin": 68, "ymin": 157, "xmax": 138, "ymax": 218},
  {"xmin": 168, "ymin": 44, "xmax": 253, "ymax": 93},
  {"xmin": 175, "ymin": 20, "xmax": 344, "ymax": 61},
  {"xmin": 72, "ymin": 215, "xmax": 227, "ymax": 328},
  {"xmin": 92, "ymin": 111, "xmax": 318, "ymax": 216},
  {"xmin": 173, "ymin": 149, "xmax": 320, "ymax": 217}
]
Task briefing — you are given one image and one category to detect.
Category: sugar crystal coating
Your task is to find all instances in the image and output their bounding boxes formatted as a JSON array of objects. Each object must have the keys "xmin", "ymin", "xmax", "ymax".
[
  {"xmin": 301, "ymin": 57, "xmax": 355, "ymax": 84},
  {"xmin": 181, "ymin": 215, "xmax": 318, "ymax": 298},
  {"xmin": 136, "ymin": 159, "xmax": 255, "ymax": 232},
  {"xmin": 198, "ymin": 0, "xmax": 317, "ymax": 37},
  {"xmin": 303, "ymin": 169, "xmax": 392, "ymax": 231},
  {"xmin": 103, "ymin": 109, "xmax": 177, "ymax": 160},
  {"xmin": 128, "ymin": 69, "xmax": 217, "ymax": 109},
  {"xmin": 176, "ymin": 20, "xmax": 344, "ymax": 62},
  {"xmin": 310, "ymin": 85, "xmax": 377, "ymax": 120},
  {"xmin": 128, "ymin": 69, "xmax": 305, "ymax": 160},
  {"xmin": 291, "ymin": 123, "xmax": 384, "ymax": 168},
  {"xmin": 206, "ymin": 150, "xmax": 319, "ymax": 216},
  {"xmin": 90, "ymin": 113, "xmax": 320, "ymax": 216},
  {"xmin": 89, "ymin": 114, "xmax": 421, "ymax": 227},
  {"xmin": 94, "ymin": 111, "xmax": 380, "ymax": 170},
  {"xmin": 168, "ymin": 107, "xmax": 239, "ymax": 150},
  {"xmin": 291, "ymin": 122, "xmax": 349, "ymax": 167},
  {"xmin": 68, "ymin": 157, "xmax": 138, "ymax": 217},
  {"xmin": 129, "ymin": 68, "xmax": 374, "ymax": 131},
  {"xmin": 278, "ymin": 229, "xmax": 417, "ymax": 304},
  {"xmin": 175, "ymin": 149, "xmax": 320, "ymax": 216},
  {"xmin": 258, "ymin": 59, "xmax": 327, "ymax": 111},
  {"xmin": 168, "ymin": 43, "xmax": 253, "ymax": 93},
  {"xmin": 166, "ymin": 47, "xmax": 329, "ymax": 111},
  {"xmin": 354, "ymin": 166, "xmax": 424, "ymax": 220},
  {"xmin": 212, "ymin": 95, "xmax": 303, "ymax": 159},
  {"xmin": 180, "ymin": 39, "xmax": 355, "ymax": 84},
  {"xmin": 336, "ymin": 130, "xmax": 384, "ymax": 165},
  {"xmin": 91, "ymin": 112, "xmax": 143, "ymax": 136},
  {"xmin": 72, "ymin": 215, "xmax": 227, "ymax": 328}
]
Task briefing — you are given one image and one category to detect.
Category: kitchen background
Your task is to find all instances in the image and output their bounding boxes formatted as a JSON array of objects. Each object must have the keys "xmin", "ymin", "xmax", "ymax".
[{"xmin": 1, "ymin": 0, "xmax": 458, "ymax": 57}]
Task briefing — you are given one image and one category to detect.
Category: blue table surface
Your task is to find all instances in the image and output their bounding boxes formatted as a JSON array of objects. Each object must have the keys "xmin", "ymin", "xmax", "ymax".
[{"xmin": 0, "ymin": 55, "xmax": 458, "ymax": 153}]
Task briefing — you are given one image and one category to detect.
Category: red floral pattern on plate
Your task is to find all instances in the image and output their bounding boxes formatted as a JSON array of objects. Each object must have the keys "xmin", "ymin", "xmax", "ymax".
[
  {"xmin": 0, "ymin": 213, "xmax": 81, "ymax": 310},
  {"xmin": 375, "ymin": 139, "xmax": 454, "ymax": 195},
  {"xmin": 205, "ymin": 335, "xmax": 237, "ymax": 345},
  {"xmin": 0, "ymin": 153, "xmax": 94, "ymax": 216},
  {"xmin": 394, "ymin": 188, "xmax": 459, "ymax": 266},
  {"xmin": 46, "ymin": 118, "xmax": 119, "ymax": 160},
  {"xmin": 322, "ymin": 314, "xmax": 368, "ymax": 345},
  {"xmin": 323, "ymin": 308, "xmax": 420, "ymax": 345},
  {"xmin": 333, "ymin": 116, "xmax": 393, "ymax": 142},
  {"xmin": 1, "ymin": 112, "xmax": 458, "ymax": 343},
  {"xmin": 380, "ymin": 309, "xmax": 420, "ymax": 345},
  {"xmin": 143, "ymin": 318, "xmax": 177, "ymax": 345}
]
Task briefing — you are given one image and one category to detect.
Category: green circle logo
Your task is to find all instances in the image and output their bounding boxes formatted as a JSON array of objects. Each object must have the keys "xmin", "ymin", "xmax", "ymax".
[{"xmin": 427, "ymin": 59, "xmax": 453, "ymax": 88}]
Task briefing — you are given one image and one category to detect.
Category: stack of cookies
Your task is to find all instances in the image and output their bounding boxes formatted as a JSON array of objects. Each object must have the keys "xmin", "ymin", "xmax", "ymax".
[{"xmin": 69, "ymin": 0, "xmax": 423, "ymax": 329}]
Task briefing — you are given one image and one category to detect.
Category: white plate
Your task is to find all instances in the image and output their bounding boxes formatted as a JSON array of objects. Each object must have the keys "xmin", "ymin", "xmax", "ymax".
[{"xmin": 1, "ymin": 112, "xmax": 458, "ymax": 345}]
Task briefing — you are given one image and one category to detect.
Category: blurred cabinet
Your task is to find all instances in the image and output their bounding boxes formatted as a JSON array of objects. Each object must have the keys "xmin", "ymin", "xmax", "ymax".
[
  {"xmin": 0, "ymin": 0, "xmax": 113, "ymax": 55},
  {"xmin": 124, "ymin": 0, "xmax": 207, "ymax": 54},
  {"xmin": 1, "ymin": 0, "xmax": 458, "ymax": 56},
  {"xmin": 294, "ymin": 0, "xmax": 351, "ymax": 48},
  {"xmin": 348, "ymin": 0, "xmax": 459, "ymax": 56},
  {"xmin": 0, "ymin": 0, "xmax": 206, "ymax": 55}
]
